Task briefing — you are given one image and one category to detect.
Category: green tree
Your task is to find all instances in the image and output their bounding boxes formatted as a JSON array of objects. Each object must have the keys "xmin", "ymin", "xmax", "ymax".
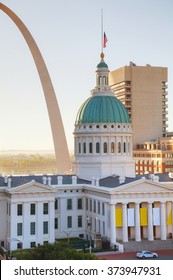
[{"xmin": 24, "ymin": 242, "xmax": 97, "ymax": 260}]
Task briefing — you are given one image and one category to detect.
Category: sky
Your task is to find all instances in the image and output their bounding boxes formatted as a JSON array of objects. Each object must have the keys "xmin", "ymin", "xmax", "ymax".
[{"xmin": 0, "ymin": 0, "xmax": 173, "ymax": 153}]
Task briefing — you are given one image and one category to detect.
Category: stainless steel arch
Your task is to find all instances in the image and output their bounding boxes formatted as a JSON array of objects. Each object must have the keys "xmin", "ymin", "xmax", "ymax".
[{"xmin": 0, "ymin": 3, "xmax": 71, "ymax": 173}]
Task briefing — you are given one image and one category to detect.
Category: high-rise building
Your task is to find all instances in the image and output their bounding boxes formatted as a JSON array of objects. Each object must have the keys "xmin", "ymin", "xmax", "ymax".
[{"xmin": 109, "ymin": 64, "xmax": 168, "ymax": 148}]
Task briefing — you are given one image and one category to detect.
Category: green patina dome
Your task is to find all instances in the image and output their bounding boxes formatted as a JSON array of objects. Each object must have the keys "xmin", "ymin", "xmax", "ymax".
[
  {"xmin": 97, "ymin": 61, "xmax": 108, "ymax": 68},
  {"xmin": 76, "ymin": 95, "xmax": 130, "ymax": 124}
]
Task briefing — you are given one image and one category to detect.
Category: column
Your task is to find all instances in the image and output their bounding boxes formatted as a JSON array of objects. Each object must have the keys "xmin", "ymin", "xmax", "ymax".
[
  {"xmin": 160, "ymin": 202, "xmax": 166, "ymax": 240},
  {"xmin": 135, "ymin": 202, "xmax": 141, "ymax": 241},
  {"xmin": 148, "ymin": 202, "xmax": 154, "ymax": 241},
  {"xmin": 122, "ymin": 203, "xmax": 128, "ymax": 242},
  {"xmin": 110, "ymin": 204, "xmax": 116, "ymax": 246}
]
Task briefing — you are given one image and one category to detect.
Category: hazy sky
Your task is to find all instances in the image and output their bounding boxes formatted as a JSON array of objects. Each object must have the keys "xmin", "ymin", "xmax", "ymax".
[{"xmin": 0, "ymin": 0, "xmax": 173, "ymax": 152}]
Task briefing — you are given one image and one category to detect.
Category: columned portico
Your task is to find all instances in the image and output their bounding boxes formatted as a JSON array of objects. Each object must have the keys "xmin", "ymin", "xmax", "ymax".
[{"xmin": 110, "ymin": 204, "xmax": 116, "ymax": 245}]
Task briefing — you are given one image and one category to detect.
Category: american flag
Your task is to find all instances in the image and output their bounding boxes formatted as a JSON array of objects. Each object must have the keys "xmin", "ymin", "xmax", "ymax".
[{"xmin": 103, "ymin": 32, "xmax": 108, "ymax": 48}]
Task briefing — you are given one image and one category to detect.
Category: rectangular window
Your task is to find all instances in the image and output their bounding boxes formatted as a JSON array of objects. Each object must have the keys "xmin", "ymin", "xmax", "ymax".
[
  {"xmin": 30, "ymin": 242, "xmax": 36, "ymax": 248},
  {"xmin": 93, "ymin": 200, "xmax": 96, "ymax": 213},
  {"xmin": 43, "ymin": 203, "xmax": 48, "ymax": 214},
  {"xmin": 102, "ymin": 203, "xmax": 105, "ymax": 216},
  {"xmin": 90, "ymin": 199, "xmax": 92, "ymax": 212},
  {"xmin": 98, "ymin": 201, "xmax": 100, "ymax": 214},
  {"xmin": 17, "ymin": 204, "xmax": 23, "ymax": 216},
  {"xmin": 77, "ymin": 198, "xmax": 83, "ymax": 210},
  {"xmin": 17, "ymin": 223, "xmax": 22, "ymax": 236},
  {"xmin": 55, "ymin": 199, "xmax": 58, "ymax": 210},
  {"xmin": 55, "ymin": 218, "xmax": 58, "ymax": 229},
  {"xmin": 43, "ymin": 221, "xmax": 48, "ymax": 234},
  {"xmin": 67, "ymin": 216, "xmax": 72, "ymax": 228},
  {"xmin": 86, "ymin": 198, "xmax": 88, "ymax": 211},
  {"xmin": 67, "ymin": 199, "xmax": 72, "ymax": 210},
  {"xmin": 78, "ymin": 215, "xmax": 82, "ymax": 227},
  {"xmin": 78, "ymin": 215, "xmax": 82, "ymax": 228},
  {"xmin": 30, "ymin": 222, "xmax": 35, "ymax": 235},
  {"xmin": 30, "ymin": 203, "xmax": 36, "ymax": 215}
]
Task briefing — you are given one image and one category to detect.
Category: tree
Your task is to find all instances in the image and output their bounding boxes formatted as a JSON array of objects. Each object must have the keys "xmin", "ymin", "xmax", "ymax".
[{"xmin": 24, "ymin": 242, "xmax": 97, "ymax": 260}]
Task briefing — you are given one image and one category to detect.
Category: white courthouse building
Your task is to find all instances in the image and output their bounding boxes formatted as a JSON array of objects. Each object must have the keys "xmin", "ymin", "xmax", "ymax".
[{"xmin": 0, "ymin": 54, "xmax": 173, "ymax": 252}]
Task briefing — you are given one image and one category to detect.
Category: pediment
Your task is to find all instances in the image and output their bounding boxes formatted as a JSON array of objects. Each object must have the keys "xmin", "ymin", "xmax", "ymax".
[
  {"xmin": 112, "ymin": 179, "xmax": 173, "ymax": 194},
  {"xmin": 8, "ymin": 181, "xmax": 54, "ymax": 193}
]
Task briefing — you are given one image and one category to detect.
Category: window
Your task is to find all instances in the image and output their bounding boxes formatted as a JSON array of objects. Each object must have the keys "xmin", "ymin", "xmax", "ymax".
[
  {"xmin": 30, "ymin": 203, "xmax": 36, "ymax": 215},
  {"xmin": 17, "ymin": 204, "xmax": 23, "ymax": 216},
  {"xmin": 30, "ymin": 222, "xmax": 35, "ymax": 235},
  {"xmin": 67, "ymin": 199, "xmax": 72, "ymax": 210},
  {"xmin": 79, "ymin": 143, "xmax": 81, "ymax": 154},
  {"xmin": 118, "ymin": 142, "xmax": 121, "ymax": 153},
  {"xmin": 103, "ymin": 142, "xmax": 107, "ymax": 153},
  {"xmin": 124, "ymin": 142, "xmax": 126, "ymax": 153},
  {"xmin": 93, "ymin": 200, "xmax": 96, "ymax": 213},
  {"xmin": 111, "ymin": 142, "xmax": 115, "ymax": 153},
  {"xmin": 55, "ymin": 199, "xmax": 58, "ymax": 210},
  {"xmin": 98, "ymin": 201, "xmax": 100, "ymax": 214},
  {"xmin": 17, "ymin": 223, "xmax": 22, "ymax": 236},
  {"xmin": 90, "ymin": 199, "xmax": 92, "ymax": 212},
  {"xmin": 86, "ymin": 198, "xmax": 88, "ymax": 211},
  {"xmin": 89, "ymin": 142, "xmax": 92, "ymax": 153},
  {"xmin": 30, "ymin": 242, "xmax": 36, "ymax": 248},
  {"xmin": 55, "ymin": 218, "xmax": 58, "ymax": 229},
  {"xmin": 67, "ymin": 216, "xmax": 72, "ymax": 228},
  {"xmin": 43, "ymin": 221, "xmax": 48, "ymax": 234},
  {"xmin": 78, "ymin": 216, "xmax": 82, "ymax": 228},
  {"xmin": 43, "ymin": 203, "xmax": 48, "ymax": 214},
  {"xmin": 77, "ymin": 198, "xmax": 83, "ymax": 210},
  {"xmin": 102, "ymin": 203, "xmax": 105, "ymax": 216},
  {"xmin": 96, "ymin": 142, "xmax": 100, "ymax": 153},
  {"xmin": 83, "ymin": 142, "xmax": 86, "ymax": 153}
]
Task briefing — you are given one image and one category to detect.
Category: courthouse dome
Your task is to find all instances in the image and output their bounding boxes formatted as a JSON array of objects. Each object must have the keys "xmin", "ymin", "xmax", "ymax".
[{"xmin": 75, "ymin": 95, "xmax": 130, "ymax": 124}]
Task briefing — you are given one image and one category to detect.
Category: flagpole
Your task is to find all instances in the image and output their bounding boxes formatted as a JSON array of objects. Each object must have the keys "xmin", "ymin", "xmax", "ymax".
[{"xmin": 101, "ymin": 9, "xmax": 103, "ymax": 54}]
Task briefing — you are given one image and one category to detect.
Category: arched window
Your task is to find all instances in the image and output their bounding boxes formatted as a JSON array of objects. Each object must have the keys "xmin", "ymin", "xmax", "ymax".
[
  {"xmin": 111, "ymin": 142, "xmax": 115, "ymax": 153},
  {"xmin": 89, "ymin": 142, "xmax": 92, "ymax": 153},
  {"xmin": 96, "ymin": 142, "xmax": 100, "ymax": 153},
  {"xmin": 103, "ymin": 76, "xmax": 106, "ymax": 85},
  {"xmin": 124, "ymin": 142, "xmax": 126, "ymax": 153},
  {"xmin": 103, "ymin": 142, "xmax": 107, "ymax": 153},
  {"xmin": 79, "ymin": 143, "xmax": 81, "ymax": 154},
  {"xmin": 118, "ymin": 142, "xmax": 121, "ymax": 153},
  {"xmin": 83, "ymin": 142, "xmax": 86, "ymax": 154},
  {"xmin": 99, "ymin": 76, "xmax": 102, "ymax": 85}
]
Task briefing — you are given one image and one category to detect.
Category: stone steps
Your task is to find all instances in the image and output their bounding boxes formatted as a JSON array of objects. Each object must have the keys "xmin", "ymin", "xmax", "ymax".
[{"xmin": 121, "ymin": 239, "xmax": 173, "ymax": 252}]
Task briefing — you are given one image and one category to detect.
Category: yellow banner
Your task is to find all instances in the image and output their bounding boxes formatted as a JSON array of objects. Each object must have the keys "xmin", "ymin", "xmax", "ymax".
[
  {"xmin": 166, "ymin": 209, "xmax": 172, "ymax": 225},
  {"xmin": 116, "ymin": 208, "xmax": 122, "ymax": 227},
  {"xmin": 140, "ymin": 208, "xmax": 148, "ymax": 226}
]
